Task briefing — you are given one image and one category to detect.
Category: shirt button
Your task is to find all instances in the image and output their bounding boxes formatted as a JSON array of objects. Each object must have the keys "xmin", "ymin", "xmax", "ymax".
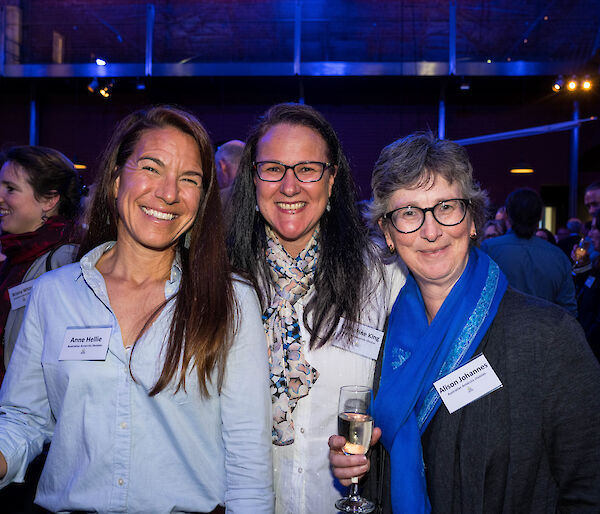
[
  {"xmin": 298, "ymin": 467, "xmax": 303, "ymax": 473},
  {"xmin": 118, "ymin": 478, "xmax": 124, "ymax": 486},
  {"xmin": 300, "ymin": 427, "xmax": 305, "ymax": 434},
  {"xmin": 120, "ymin": 422, "xmax": 127, "ymax": 429}
]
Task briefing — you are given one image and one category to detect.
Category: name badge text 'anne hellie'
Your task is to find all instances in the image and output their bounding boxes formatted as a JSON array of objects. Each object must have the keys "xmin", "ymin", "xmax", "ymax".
[{"xmin": 59, "ymin": 327, "xmax": 112, "ymax": 361}]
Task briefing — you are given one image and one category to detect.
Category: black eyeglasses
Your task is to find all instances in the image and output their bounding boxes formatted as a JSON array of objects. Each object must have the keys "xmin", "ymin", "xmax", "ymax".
[
  {"xmin": 253, "ymin": 161, "xmax": 333, "ymax": 183},
  {"xmin": 382, "ymin": 198, "xmax": 471, "ymax": 234}
]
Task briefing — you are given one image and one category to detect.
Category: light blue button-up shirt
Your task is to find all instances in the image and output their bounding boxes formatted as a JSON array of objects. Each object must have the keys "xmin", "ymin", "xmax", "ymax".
[{"xmin": 0, "ymin": 242, "xmax": 274, "ymax": 513}]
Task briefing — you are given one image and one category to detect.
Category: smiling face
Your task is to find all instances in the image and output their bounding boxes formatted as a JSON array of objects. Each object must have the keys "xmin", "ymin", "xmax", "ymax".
[
  {"xmin": 113, "ymin": 126, "xmax": 203, "ymax": 253},
  {"xmin": 0, "ymin": 161, "xmax": 59, "ymax": 234},
  {"xmin": 254, "ymin": 123, "xmax": 336, "ymax": 256},
  {"xmin": 380, "ymin": 175, "xmax": 474, "ymax": 294}
]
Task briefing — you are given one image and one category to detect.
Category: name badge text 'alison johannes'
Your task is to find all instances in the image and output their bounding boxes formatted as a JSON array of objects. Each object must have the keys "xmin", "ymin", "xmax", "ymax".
[{"xmin": 433, "ymin": 354, "xmax": 502, "ymax": 414}]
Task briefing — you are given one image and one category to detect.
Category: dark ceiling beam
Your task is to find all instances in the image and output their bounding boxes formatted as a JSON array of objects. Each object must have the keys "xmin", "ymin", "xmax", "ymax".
[{"xmin": 1, "ymin": 60, "xmax": 582, "ymax": 78}]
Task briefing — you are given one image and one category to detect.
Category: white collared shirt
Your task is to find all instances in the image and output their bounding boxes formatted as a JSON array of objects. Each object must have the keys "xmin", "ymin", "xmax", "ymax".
[{"xmin": 272, "ymin": 259, "xmax": 406, "ymax": 514}]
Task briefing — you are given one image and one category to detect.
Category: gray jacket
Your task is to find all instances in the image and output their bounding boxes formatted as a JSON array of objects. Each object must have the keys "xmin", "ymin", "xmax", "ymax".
[{"xmin": 367, "ymin": 288, "xmax": 600, "ymax": 513}]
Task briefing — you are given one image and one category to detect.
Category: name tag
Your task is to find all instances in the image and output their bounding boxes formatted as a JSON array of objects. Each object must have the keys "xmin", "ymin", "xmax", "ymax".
[
  {"xmin": 332, "ymin": 319, "xmax": 384, "ymax": 360},
  {"xmin": 433, "ymin": 354, "xmax": 502, "ymax": 414},
  {"xmin": 8, "ymin": 280, "xmax": 35, "ymax": 310},
  {"xmin": 59, "ymin": 327, "xmax": 111, "ymax": 361},
  {"xmin": 585, "ymin": 276, "xmax": 595, "ymax": 289}
]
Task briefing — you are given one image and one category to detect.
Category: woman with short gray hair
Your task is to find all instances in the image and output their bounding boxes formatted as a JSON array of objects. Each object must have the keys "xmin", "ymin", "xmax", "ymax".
[{"xmin": 330, "ymin": 132, "xmax": 600, "ymax": 513}]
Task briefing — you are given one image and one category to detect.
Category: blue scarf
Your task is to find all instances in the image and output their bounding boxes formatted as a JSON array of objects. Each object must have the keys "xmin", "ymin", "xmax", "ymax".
[{"xmin": 373, "ymin": 248, "xmax": 508, "ymax": 513}]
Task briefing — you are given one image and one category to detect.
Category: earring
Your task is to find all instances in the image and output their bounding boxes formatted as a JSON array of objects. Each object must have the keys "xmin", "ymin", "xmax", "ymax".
[
  {"xmin": 41, "ymin": 211, "xmax": 49, "ymax": 223},
  {"xmin": 255, "ymin": 204, "xmax": 260, "ymax": 212},
  {"xmin": 388, "ymin": 244, "xmax": 396, "ymax": 255},
  {"xmin": 470, "ymin": 232, "xmax": 477, "ymax": 240},
  {"xmin": 326, "ymin": 200, "xmax": 331, "ymax": 212},
  {"xmin": 184, "ymin": 231, "xmax": 191, "ymax": 249}
]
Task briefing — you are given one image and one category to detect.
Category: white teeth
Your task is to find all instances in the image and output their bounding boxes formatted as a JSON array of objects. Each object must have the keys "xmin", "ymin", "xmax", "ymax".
[
  {"xmin": 0, "ymin": 209, "xmax": 9, "ymax": 216},
  {"xmin": 141, "ymin": 207, "xmax": 176, "ymax": 220},
  {"xmin": 277, "ymin": 202, "xmax": 306, "ymax": 211}
]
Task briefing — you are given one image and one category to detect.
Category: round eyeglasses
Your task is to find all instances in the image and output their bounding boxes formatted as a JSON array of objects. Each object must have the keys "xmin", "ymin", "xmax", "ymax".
[
  {"xmin": 253, "ymin": 161, "xmax": 333, "ymax": 183},
  {"xmin": 382, "ymin": 198, "xmax": 471, "ymax": 234}
]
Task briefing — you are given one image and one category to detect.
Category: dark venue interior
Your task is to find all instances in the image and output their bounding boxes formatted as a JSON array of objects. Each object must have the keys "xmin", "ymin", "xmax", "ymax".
[{"xmin": 1, "ymin": 0, "xmax": 599, "ymax": 227}]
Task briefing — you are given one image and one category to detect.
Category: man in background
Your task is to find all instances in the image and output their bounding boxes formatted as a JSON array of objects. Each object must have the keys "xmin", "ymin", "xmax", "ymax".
[
  {"xmin": 482, "ymin": 188, "xmax": 577, "ymax": 317},
  {"xmin": 584, "ymin": 181, "xmax": 600, "ymax": 218},
  {"xmin": 215, "ymin": 140, "xmax": 245, "ymax": 203}
]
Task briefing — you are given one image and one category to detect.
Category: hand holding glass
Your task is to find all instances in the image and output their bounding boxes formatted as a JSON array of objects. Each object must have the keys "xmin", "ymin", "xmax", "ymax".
[
  {"xmin": 574, "ymin": 238, "xmax": 591, "ymax": 268},
  {"xmin": 335, "ymin": 385, "xmax": 375, "ymax": 513}
]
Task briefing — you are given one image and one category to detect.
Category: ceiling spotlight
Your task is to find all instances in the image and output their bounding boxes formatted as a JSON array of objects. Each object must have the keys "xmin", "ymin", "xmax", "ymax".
[
  {"xmin": 95, "ymin": 58, "xmax": 107, "ymax": 66},
  {"xmin": 582, "ymin": 76, "xmax": 592, "ymax": 91},
  {"xmin": 87, "ymin": 77, "xmax": 99, "ymax": 93},
  {"xmin": 552, "ymin": 76, "xmax": 563, "ymax": 92},
  {"xmin": 567, "ymin": 77, "xmax": 578, "ymax": 91},
  {"xmin": 135, "ymin": 78, "xmax": 146, "ymax": 91},
  {"xmin": 459, "ymin": 80, "xmax": 470, "ymax": 91},
  {"xmin": 99, "ymin": 80, "xmax": 114, "ymax": 98}
]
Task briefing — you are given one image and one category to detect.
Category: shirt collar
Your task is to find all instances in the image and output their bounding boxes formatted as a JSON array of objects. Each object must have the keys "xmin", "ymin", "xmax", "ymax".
[{"xmin": 80, "ymin": 241, "xmax": 183, "ymax": 299}]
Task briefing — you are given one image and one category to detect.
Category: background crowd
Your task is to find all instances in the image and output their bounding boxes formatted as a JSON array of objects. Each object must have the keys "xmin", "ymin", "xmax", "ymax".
[{"xmin": 0, "ymin": 103, "xmax": 597, "ymax": 513}]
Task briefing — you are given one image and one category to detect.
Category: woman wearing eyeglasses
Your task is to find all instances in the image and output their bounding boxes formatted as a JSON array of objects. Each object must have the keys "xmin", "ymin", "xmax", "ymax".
[
  {"xmin": 227, "ymin": 103, "xmax": 405, "ymax": 514},
  {"xmin": 329, "ymin": 132, "xmax": 600, "ymax": 513}
]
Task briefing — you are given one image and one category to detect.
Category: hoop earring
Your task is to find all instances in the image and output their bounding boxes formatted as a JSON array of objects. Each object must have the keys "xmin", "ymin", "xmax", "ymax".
[
  {"xmin": 41, "ymin": 211, "xmax": 49, "ymax": 224},
  {"xmin": 470, "ymin": 232, "xmax": 477, "ymax": 240}
]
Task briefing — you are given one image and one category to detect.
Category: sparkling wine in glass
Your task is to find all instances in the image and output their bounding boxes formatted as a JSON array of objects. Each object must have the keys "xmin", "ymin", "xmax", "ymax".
[
  {"xmin": 574, "ymin": 238, "xmax": 591, "ymax": 268},
  {"xmin": 335, "ymin": 385, "xmax": 375, "ymax": 514}
]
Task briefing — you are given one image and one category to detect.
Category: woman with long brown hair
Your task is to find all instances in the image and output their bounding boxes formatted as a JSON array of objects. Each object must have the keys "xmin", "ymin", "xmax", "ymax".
[{"xmin": 0, "ymin": 106, "xmax": 273, "ymax": 513}]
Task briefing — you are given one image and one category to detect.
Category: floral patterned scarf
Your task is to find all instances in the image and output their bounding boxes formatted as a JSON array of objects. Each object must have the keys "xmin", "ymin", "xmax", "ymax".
[{"xmin": 263, "ymin": 225, "xmax": 320, "ymax": 446}]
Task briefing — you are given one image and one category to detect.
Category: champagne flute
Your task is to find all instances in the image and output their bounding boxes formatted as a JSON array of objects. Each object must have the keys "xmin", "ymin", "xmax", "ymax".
[
  {"xmin": 574, "ymin": 238, "xmax": 591, "ymax": 268},
  {"xmin": 335, "ymin": 385, "xmax": 375, "ymax": 514}
]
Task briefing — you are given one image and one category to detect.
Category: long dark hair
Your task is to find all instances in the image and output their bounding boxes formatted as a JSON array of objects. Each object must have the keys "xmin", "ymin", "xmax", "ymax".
[
  {"xmin": 78, "ymin": 105, "xmax": 235, "ymax": 396},
  {"xmin": 227, "ymin": 103, "xmax": 374, "ymax": 348}
]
